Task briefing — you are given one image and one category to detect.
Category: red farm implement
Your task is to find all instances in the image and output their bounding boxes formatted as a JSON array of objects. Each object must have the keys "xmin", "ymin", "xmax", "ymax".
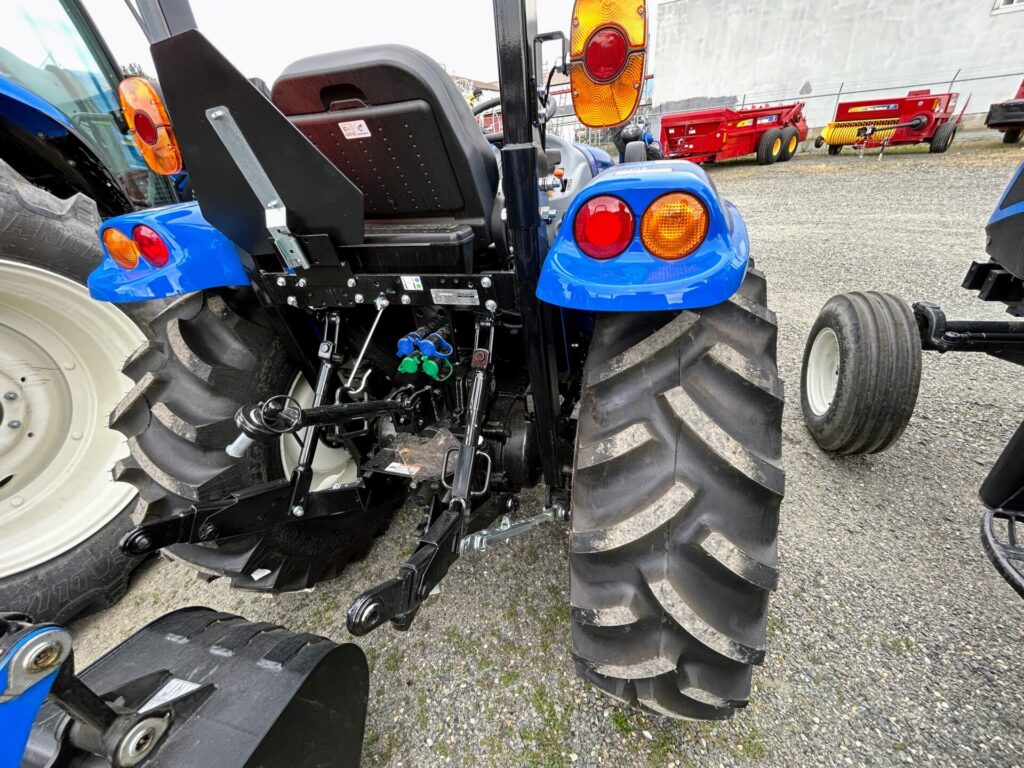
[
  {"xmin": 986, "ymin": 79, "xmax": 1024, "ymax": 145},
  {"xmin": 815, "ymin": 89, "xmax": 965, "ymax": 156},
  {"xmin": 660, "ymin": 101, "xmax": 809, "ymax": 165}
]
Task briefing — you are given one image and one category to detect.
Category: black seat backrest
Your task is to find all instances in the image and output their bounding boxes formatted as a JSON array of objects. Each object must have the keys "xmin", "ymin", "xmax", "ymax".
[{"xmin": 271, "ymin": 45, "xmax": 498, "ymax": 253}]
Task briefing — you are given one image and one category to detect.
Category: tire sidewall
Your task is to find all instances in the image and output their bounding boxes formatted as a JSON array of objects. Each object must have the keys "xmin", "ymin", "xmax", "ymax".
[{"xmin": 800, "ymin": 302, "xmax": 857, "ymax": 444}]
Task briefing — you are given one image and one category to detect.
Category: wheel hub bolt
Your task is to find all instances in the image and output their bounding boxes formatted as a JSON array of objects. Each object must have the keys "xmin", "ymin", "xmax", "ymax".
[
  {"xmin": 3, "ymin": 392, "xmax": 17, "ymax": 401},
  {"xmin": 8, "ymin": 420, "xmax": 21, "ymax": 429}
]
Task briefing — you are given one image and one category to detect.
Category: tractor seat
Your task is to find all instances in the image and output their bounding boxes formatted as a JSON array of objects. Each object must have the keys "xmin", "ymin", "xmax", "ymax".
[{"xmin": 271, "ymin": 46, "xmax": 499, "ymax": 255}]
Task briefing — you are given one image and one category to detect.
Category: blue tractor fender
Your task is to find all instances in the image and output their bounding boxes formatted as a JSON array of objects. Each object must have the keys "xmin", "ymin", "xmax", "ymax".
[
  {"xmin": 89, "ymin": 201, "xmax": 249, "ymax": 302},
  {"xmin": 536, "ymin": 160, "xmax": 749, "ymax": 312}
]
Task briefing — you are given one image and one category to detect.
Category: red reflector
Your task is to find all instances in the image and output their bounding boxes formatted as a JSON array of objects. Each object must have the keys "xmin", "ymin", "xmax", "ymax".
[
  {"xmin": 574, "ymin": 195, "xmax": 633, "ymax": 259},
  {"xmin": 133, "ymin": 110, "xmax": 159, "ymax": 146},
  {"xmin": 584, "ymin": 26, "xmax": 628, "ymax": 82},
  {"xmin": 133, "ymin": 225, "xmax": 170, "ymax": 267}
]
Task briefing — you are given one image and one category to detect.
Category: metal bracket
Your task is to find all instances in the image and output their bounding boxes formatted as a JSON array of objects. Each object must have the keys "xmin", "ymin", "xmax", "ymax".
[
  {"xmin": 206, "ymin": 106, "xmax": 310, "ymax": 270},
  {"xmin": 459, "ymin": 503, "xmax": 567, "ymax": 554}
]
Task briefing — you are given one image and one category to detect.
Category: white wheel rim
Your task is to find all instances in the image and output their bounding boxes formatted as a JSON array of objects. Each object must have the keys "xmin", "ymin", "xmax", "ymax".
[
  {"xmin": 278, "ymin": 374, "xmax": 358, "ymax": 491},
  {"xmin": 0, "ymin": 259, "xmax": 144, "ymax": 577},
  {"xmin": 806, "ymin": 327, "xmax": 841, "ymax": 417}
]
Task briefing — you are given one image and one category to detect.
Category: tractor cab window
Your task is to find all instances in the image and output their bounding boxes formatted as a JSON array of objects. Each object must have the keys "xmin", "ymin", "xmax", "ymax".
[{"xmin": 0, "ymin": 0, "xmax": 176, "ymax": 208}]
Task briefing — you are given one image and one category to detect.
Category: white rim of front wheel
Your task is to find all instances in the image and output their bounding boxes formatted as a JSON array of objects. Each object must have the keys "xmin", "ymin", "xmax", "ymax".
[
  {"xmin": 0, "ymin": 259, "xmax": 144, "ymax": 578},
  {"xmin": 278, "ymin": 374, "xmax": 358, "ymax": 492},
  {"xmin": 806, "ymin": 326, "xmax": 841, "ymax": 417}
]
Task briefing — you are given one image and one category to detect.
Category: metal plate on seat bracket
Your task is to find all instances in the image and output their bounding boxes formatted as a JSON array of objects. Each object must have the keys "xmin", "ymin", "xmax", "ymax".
[{"xmin": 206, "ymin": 105, "xmax": 310, "ymax": 270}]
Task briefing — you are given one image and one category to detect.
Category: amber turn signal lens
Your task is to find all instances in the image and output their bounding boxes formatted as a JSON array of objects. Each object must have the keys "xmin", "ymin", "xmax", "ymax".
[
  {"xmin": 570, "ymin": 53, "xmax": 645, "ymax": 128},
  {"xmin": 102, "ymin": 228, "xmax": 140, "ymax": 270},
  {"xmin": 640, "ymin": 193, "xmax": 709, "ymax": 261},
  {"xmin": 118, "ymin": 77, "xmax": 183, "ymax": 175}
]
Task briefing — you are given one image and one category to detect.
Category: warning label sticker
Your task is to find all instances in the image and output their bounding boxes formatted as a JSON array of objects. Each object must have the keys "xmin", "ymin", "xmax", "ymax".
[
  {"xmin": 401, "ymin": 275, "xmax": 424, "ymax": 291},
  {"xmin": 140, "ymin": 678, "xmax": 202, "ymax": 713},
  {"xmin": 430, "ymin": 288, "xmax": 480, "ymax": 306},
  {"xmin": 338, "ymin": 119, "xmax": 372, "ymax": 140},
  {"xmin": 385, "ymin": 461, "xmax": 422, "ymax": 477}
]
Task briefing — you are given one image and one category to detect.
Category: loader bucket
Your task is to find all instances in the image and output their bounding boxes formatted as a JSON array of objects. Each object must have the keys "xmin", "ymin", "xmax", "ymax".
[{"xmin": 21, "ymin": 607, "xmax": 369, "ymax": 768}]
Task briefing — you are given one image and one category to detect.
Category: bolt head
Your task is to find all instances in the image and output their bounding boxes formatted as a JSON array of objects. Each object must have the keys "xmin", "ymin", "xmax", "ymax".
[
  {"xmin": 286, "ymin": 296, "xmax": 298, "ymax": 306},
  {"xmin": 297, "ymin": 278, "xmax": 307, "ymax": 288},
  {"xmin": 3, "ymin": 391, "xmax": 17, "ymax": 401},
  {"xmin": 275, "ymin": 276, "xmax": 287, "ymax": 287},
  {"xmin": 346, "ymin": 278, "xmax": 358, "ymax": 288},
  {"xmin": 401, "ymin": 294, "xmax": 412, "ymax": 305},
  {"xmin": 8, "ymin": 420, "xmax": 21, "ymax": 429},
  {"xmin": 480, "ymin": 276, "xmax": 493, "ymax": 288},
  {"xmin": 484, "ymin": 299, "xmax": 498, "ymax": 313},
  {"xmin": 27, "ymin": 642, "xmax": 62, "ymax": 673},
  {"xmin": 291, "ymin": 505, "xmax": 305, "ymax": 517},
  {"xmin": 354, "ymin": 293, "xmax": 365, "ymax": 304}
]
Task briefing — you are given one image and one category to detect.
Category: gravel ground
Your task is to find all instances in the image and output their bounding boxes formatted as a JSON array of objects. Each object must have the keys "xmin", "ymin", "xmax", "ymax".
[{"xmin": 72, "ymin": 132, "xmax": 1024, "ymax": 767}]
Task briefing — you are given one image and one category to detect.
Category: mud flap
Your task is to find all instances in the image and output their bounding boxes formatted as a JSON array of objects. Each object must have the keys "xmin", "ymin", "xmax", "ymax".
[{"xmin": 21, "ymin": 607, "xmax": 368, "ymax": 767}]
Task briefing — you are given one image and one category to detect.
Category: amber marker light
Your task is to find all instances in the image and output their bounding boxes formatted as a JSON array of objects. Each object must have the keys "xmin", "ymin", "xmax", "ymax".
[
  {"xmin": 640, "ymin": 193, "xmax": 709, "ymax": 261},
  {"xmin": 102, "ymin": 228, "xmax": 140, "ymax": 270}
]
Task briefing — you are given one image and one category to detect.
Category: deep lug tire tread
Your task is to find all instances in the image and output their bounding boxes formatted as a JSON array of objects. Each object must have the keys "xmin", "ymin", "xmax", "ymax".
[
  {"xmin": 109, "ymin": 291, "xmax": 395, "ymax": 591},
  {"xmin": 570, "ymin": 268, "xmax": 785, "ymax": 720}
]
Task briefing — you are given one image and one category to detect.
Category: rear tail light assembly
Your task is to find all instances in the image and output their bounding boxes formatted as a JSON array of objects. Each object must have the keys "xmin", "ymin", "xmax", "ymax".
[
  {"xmin": 118, "ymin": 77, "xmax": 183, "ymax": 175},
  {"xmin": 102, "ymin": 226, "xmax": 172, "ymax": 270},
  {"xmin": 573, "ymin": 193, "xmax": 710, "ymax": 261},
  {"xmin": 570, "ymin": 0, "xmax": 647, "ymax": 128}
]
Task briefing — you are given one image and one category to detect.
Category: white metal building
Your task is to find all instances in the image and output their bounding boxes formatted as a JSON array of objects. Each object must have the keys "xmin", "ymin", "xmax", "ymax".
[{"xmin": 653, "ymin": 0, "xmax": 1024, "ymax": 127}]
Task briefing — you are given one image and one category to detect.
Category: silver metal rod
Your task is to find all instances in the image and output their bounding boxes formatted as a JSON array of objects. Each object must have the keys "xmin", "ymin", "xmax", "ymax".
[{"xmin": 346, "ymin": 299, "xmax": 388, "ymax": 389}]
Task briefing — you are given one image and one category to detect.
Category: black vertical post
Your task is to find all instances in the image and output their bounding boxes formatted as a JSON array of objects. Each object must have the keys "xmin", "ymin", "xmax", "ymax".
[{"xmin": 492, "ymin": 0, "xmax": 565, "ymax": 488}]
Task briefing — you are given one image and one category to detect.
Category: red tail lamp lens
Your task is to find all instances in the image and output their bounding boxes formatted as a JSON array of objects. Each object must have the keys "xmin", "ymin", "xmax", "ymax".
[
  {"xmin": 584, "ymin": 27, "xmax": 628, "ymax": 81},
  {"xmin": 132, "ymin": 225, "xmax": 170, "ymax": 267},
  {"xmin": 132, "ymin": 110, "xmax": 159, "ymax": 146},
  {"xmin": 574, "ymin": 195, "xmax": 634, "ymax": 259}
]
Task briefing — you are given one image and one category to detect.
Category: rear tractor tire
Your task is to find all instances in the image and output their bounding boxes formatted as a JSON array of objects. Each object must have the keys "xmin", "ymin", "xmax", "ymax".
[
  {"xmin": 570, "ymin": 267, "xmax": 785, "ymax": 719},
  {"xmin": 756, "ymin": 128, "xmax": 784, "ymax": 165},
  {"xmin": 111, "ymin": 291, "xmax": 399, "ymax": 591},
  {"xmin": 780, "ymin": 127, "xmax": 800, "ymax": 161},
  {"xmin": 800, "ymin": 292, "xmax": 922, "ymax": 455},
  {"xmin": 0, "ymin": 161, "xmax": 149, "ymax": 624}
]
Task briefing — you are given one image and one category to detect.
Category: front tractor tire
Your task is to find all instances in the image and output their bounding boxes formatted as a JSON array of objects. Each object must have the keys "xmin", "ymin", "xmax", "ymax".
[
  {"xmin": 570, "ymin": 268, "xmax": 785, "ymax": 719},
  {"xmin": 800, "ymin": 292, "xmax": 922, "ymax": 455},
  {"xmin": 112, "ymin": 291, "xmax": 395, "ymax": 591}
]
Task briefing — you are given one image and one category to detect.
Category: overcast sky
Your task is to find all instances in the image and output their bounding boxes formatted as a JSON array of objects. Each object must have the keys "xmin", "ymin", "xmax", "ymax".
[{"xmin": 81, "ymin": 0, "xmax": 658, "ymax": 85}]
